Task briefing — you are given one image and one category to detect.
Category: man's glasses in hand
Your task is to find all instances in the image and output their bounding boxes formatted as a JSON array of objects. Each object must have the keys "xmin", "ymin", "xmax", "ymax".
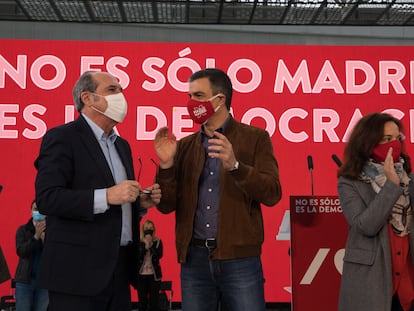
[{"xmin": 137, "ymin": 156, "xmax": 158, "ymax": 194}]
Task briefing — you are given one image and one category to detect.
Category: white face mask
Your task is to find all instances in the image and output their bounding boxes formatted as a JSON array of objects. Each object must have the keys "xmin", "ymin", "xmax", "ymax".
[{"xmin": 91, "ymin": 93, "xmax": 128, "ymax": 123}]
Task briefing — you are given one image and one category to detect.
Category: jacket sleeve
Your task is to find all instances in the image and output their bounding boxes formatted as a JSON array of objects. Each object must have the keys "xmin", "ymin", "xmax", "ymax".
[
  {"xmin": 137, "ymin": 241, "xmax": 147, "ymax": 260},
  {"xmin": 150, "ymin": 239, "xmax": 163, "ymax": 260},
  {"xmin": 15, "ymin": 224, "xmax": 41, "ymax": 259},
  {"xmin": 35, "ymin": 127, "xmax": 95, "ymax": 221},
  {"xmin": 338, "ymin": 176, "xmax": 402, "ymax": 237},
  {"xmin": 155, "ymin": 161, "xmax": 179, "ymax": 214},
  {"xmin": 229, "ymin": 129, "xmax": 282, "ymax": 207}
]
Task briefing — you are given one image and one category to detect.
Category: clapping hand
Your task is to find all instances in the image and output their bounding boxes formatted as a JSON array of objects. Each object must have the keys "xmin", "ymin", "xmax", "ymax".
[
  {"xmin": 384, "ymin": 147, "xmax": 399, "ymax": 185},
  {"xmin": 154, "ymin": 127, "xmax": 177, "ymax": 169}
]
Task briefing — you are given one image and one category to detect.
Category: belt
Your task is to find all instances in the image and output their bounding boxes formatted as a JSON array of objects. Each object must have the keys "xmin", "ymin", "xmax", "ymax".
[{"xmin": 192, "ymin": 238, "xmax": 217, "ymax": 249}]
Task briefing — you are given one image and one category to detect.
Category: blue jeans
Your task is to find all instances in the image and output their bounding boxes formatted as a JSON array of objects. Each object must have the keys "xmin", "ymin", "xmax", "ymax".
[
  {"xmin": 181, "ymin": 244, "xmax": 266, "ymax": 311},
  {"xmin": 15, "ymin": 279, "xmax": 48, "ymax": 311}
]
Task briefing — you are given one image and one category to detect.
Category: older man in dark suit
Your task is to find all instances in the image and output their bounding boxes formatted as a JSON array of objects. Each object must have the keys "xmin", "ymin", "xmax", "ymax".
[{"xmin": 34, "ymin": 71, "xmax": 161, "ymax": 311}]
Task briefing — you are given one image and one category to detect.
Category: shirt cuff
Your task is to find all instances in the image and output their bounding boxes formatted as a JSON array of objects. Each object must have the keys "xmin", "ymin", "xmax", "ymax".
[{"xmin": 94, "ymin": 189, "xmax": 109, "ymax": 214}]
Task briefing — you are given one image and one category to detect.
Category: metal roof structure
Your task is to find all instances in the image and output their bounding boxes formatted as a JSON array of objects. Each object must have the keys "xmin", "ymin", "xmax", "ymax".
[{"xmin": 0, "ymin": 0, "xmax": 414, "ymax": 26}]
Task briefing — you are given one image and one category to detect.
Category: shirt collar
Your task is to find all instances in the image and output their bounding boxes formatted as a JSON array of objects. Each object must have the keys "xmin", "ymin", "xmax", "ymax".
[
  {"xmin": 200, "ymin": 115, "xmax": 231, "ymax": 137},
  {"xmin": 82, "ymin": 113, "xmax": 117, "ymax": 143}
]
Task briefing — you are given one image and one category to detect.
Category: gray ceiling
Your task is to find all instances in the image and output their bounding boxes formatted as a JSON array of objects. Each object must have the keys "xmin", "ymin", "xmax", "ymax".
[{"xmin": 0, "ymin": 0, "xmax": 414, "ymax": 26}]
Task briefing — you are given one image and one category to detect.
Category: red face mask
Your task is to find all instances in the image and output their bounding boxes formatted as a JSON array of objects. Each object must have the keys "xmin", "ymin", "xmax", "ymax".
[
  {"xmin": 186, "ymin": 94, "xmax": 221, "ymax": 124},
  {"xmin": 371, "ymin": 139, "xmax": 402, "ymax": 162}
]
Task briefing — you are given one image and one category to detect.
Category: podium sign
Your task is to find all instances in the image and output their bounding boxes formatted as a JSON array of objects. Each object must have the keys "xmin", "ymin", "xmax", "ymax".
[{"xmin": 290, "ymin": 196, "xmax": 348, "ymax": 311}]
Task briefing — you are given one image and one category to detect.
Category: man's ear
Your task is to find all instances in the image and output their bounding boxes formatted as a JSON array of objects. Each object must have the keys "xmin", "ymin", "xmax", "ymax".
[
  {"xmin": 81, "ymin": 91, "xmax": 91, "ymax": 107},
  {"xmin": 217, "ymin": 93, "xmax": 225, "ymax": 102},
  {"xmin": 219, "ymin": 94, "xmax": 226, "ymax": 106}
]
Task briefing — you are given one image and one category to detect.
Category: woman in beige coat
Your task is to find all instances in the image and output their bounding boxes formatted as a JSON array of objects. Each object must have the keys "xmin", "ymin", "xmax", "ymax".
[{"xmin": 337, "ymin": 113, "xmax": 414, "ymax": 311}]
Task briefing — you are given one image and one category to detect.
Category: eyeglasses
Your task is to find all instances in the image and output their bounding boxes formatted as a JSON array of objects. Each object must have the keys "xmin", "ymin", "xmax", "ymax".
[
  {"xmin": 137, "ymin": 156, "xmax": 159, "ymax": 194},
  {"xmin": 137, "ymin": 156, "xmax": 159, "ymax": 181},
  {"xmin": 137, "ymin": 156, "xmax": 143, "ymax": 182}
]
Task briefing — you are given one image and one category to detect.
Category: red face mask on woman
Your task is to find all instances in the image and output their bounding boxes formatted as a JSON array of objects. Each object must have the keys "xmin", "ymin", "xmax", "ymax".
[{"xmin": 371, "ymin": 139, "xmax": 402, "ymax": 162}]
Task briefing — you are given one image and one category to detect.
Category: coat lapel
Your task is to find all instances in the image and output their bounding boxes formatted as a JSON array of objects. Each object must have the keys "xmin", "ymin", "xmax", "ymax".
[
  {"xmin": 74, "ymin": 116, "xmax": 115, "ymax": 185},
  {"xmin": 115, "ymin": 138, "xmax": 134, "ymax": 181}
]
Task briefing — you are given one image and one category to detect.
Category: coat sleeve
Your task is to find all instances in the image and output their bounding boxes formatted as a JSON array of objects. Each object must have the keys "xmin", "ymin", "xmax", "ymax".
[
  {"xmin": 15, "ymin": 224, "xmax": 40, "ymax": 259},
  {"xmin": 338, "ymin": 176, "xmax": 402, "ymax": 237},
  {"xmin": 35, "ymin": 126, "xmax": 95, "ymax": 221},
  {"xmin": 155, "ymin": 165, "xmax": 179, "ymax": 214},
  {"xmin": 229, "ymin": 128, "xmax": 282, "ymax": 207},
  {"xmin": 150, "ymin": 239, "xmax": 163, "ymax": 260}
]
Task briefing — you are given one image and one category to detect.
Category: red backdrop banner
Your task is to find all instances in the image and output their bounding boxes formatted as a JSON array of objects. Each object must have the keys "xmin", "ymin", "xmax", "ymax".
[{"xmin": 0, "ymin": 39, "xmax": 414, "ymax": 302}]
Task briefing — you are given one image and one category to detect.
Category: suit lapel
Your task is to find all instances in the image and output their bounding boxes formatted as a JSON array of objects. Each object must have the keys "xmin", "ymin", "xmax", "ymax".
[
  {"xmin": 115, "ymin": 138, "xmax": 134, "ymax": 180},
  {"xmin": 114, "ymin": 135, "xmax": 141, "ymax": 237},
  {"xmin": 74, "ymin": 116, "xmax": 115, "ymax": 185}
]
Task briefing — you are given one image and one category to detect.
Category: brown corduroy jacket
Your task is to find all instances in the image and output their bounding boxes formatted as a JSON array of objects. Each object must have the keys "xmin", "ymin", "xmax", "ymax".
[{"xmin": 156, "ymin": 116, "xmax": 282, "ymax": 263}]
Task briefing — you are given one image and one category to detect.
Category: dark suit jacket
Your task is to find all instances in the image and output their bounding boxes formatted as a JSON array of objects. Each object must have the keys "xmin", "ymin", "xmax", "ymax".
[{"xmin": 35, "ymin": 115, "xmax": 144, "ymax": 296}]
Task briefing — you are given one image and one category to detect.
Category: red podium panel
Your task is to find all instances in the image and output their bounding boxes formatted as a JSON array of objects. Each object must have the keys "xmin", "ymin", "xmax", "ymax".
[{"xmin": 290, "ymin": 196, "xmax": 348, "ymax": 311}]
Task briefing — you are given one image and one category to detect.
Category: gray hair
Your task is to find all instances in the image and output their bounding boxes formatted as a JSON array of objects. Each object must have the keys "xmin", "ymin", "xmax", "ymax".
[{"xmin": 72, "ymin": 71, "xmax": 98, "ymax": 112}]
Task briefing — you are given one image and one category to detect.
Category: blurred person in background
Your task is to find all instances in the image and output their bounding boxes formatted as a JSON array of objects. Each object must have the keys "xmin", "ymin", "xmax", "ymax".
[
  {"xmin": 14, "ymin": 199, "xmax": 48, "ymax": 311},
  {"xmin": 136, "ymin": 219, "xmax": 163, "ymax": 311}
]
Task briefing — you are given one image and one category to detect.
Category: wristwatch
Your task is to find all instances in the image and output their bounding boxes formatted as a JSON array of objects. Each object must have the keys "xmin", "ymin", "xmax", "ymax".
[{"xmin": 229, "ymin": 160, "xmax": 239, "ymax": 172}]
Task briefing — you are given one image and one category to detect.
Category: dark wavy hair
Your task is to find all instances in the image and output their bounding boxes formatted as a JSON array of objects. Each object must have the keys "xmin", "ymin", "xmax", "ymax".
[{"xmin": 338, "ymin": 112, "xmax": 411, "ymax": 179}]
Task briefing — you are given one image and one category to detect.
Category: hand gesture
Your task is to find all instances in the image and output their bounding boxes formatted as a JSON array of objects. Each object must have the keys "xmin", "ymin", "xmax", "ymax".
[
  {"xmin": 143, "ymin": 233, "xmax": 153, "ymax": 249},
  {"xmin": 207, "ymin": 131, "xmax": 237, "ymax": 171},
  {"xmin": 154, "ymin": 127, "xmax": 177, "ymax": 169},
  {"xmin": 384, "ymin": 147, "xmax": 399, "ymax": 185},
  {"xmin": 139, "ymin": 183, "xmax": 162, "ymax": 209},
  {"xmin": 107, "ymin": 180, "xmax": 140, "ymax": 205},
  {"xmin": 34, "ymin": 220, "xmax": 46, "ymax": 240}
]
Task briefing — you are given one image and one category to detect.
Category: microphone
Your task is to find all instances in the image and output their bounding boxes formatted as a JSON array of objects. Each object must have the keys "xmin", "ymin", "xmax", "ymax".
[
  {"xmin": 331, "ymin": 154, "xmax": 342, "ymax": 167},
  {"xmin": 307, "ymin": 155, "xmax": 314, "ymax": 171},
  {"xmin": 307, "ymin": 155, "xmax": 314, "ymax": 196}
]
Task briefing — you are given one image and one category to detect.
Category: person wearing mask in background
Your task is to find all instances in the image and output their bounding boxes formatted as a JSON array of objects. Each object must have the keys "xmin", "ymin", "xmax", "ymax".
[
  {"xmin": 34, "ymin": 71, "xmax": 161, "ymax": 311},
  {"xmin": 136, "ymin": 219, "xmax": 163, "ymax": 311},
  {"xmin": 14, "ymin": 200, "xmax": 48, "ymax": 311},
  {"xmin": 337, "ymin": 112, "xmax": 414, "ymax": 311},
  {"xmin": 154, "ymin": 68, "xmax": 282, "ymax": 311}
]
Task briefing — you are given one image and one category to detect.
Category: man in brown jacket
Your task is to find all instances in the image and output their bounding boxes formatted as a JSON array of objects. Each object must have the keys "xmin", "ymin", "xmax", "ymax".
[{"xmin": 154, "ymin": 68, "xmax": 282, "ymax": 311}]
